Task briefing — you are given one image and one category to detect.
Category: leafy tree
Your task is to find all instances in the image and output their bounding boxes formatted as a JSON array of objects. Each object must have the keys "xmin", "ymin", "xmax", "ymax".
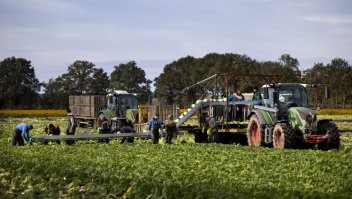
[
  {"xmin": 154, "ymin": 53, "xmax": 311, "ymax": 107},
  {"xmin": 0, "ymin": 57, "xmax": 41, "ymax": 109},
  {"xmin": 90, "ymin": 68, "xmax": 110, "ymax": 95},
  {"xmin": 303, "ymin": 63, "xmax": 328, "ymax": 107},
  {"xmin": 154, "ymin": 56, "xmax": 199, "ymax": 107},
  {"xmin": 41, "ymin": 77, "xmax": 68, "ymax": 109},
  {"xmin": 63, "ymin": 60, "xmax": 95, "ymax": 94},
  {"xmin": 110, "ymin": 61, "xmax": 152, "ymax": 104},
  {"xmin": 41, "ymin": 60, "xmax": 109, "ymax": 109},
  {"xmin": 326, "ymin": 58, "xmax": 352, "ymax": 108}
]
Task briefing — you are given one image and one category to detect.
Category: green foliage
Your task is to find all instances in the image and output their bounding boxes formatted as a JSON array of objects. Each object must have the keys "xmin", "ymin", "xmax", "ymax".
[
  {"xmin": 304, "ymin": 58, "xmax": 352, "ymax": 108},
  {"xmin": 41, "ymin": 60, "xmax": 109, "ymax": 109},
  {"xmin": 90, "ymin": 68, "xmax": 110, "ymax": 95},
  {"xmin": 64, "ymin": 60, "xmax": 96, "ymax": 94},
  {"xmin": 1, "ymin": 117, "xmax": 352, "ymax": 198},
  {"xmin": 110, "ymin": 61, "xmax": 152, "ymax": 104},
  {"xmin": 0, "ymin": 57, "xmax": 41, "ymax": 109},
  {"xmin": 154, "ymin": 53, "xmax": 302, "ymax": 107}
]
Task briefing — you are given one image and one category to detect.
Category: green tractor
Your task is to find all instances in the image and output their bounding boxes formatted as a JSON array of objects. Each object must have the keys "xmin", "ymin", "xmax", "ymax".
[
  {"xmin": 96, "ymin": 90, "xmax": 139, "ymax": 131},
  {"xmin": 247, "ymin": 83, "xmax": 340, "ymax": 150}
]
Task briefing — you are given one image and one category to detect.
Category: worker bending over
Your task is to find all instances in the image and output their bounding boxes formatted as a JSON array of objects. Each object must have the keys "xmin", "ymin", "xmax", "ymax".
[
  {"xmin": 12, "ymin": 123, "xmax": 33, "ymax": 146},
  {"xmin": 44, "ymin": 123, "xmax": 61, "ymax": 144}
]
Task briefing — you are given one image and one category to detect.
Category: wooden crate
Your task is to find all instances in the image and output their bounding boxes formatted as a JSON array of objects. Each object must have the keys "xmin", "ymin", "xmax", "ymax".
[
  {"xmin": 91, "ymin": 96, "xmax": 106, "ymax": 107},
  {"xmin": 73, "ymin": 96, "xmax": 80, "ymax": 106},
  {"xmin": 90, "ymin": 106, "xmax": 105, "ymax": 117},
  {"xmin": 80, "ymin": 96, "xmax": 91, "ymax": 106},
  {"xmin": 79, "ymin": 106, "xmax": 92, "ymax": 117},
  {"xmin": 69, "ymin": 105, "xmax": 80, "ymax": 115},
  {"xmin": 69, "ymin": 96, "xmax": 74, "ymax": 106}
]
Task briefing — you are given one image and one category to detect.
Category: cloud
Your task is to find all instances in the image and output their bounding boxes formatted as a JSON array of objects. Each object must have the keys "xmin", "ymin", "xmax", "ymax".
[{"xmin": 304, "ymin": 15, "xmax": 352, "ymax": 24}]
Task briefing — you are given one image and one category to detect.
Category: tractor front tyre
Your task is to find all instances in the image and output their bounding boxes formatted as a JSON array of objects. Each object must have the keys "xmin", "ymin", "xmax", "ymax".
[
  {"xmin": 247, "ymin": 115, "xmax": 265, "ymax": 147},
  {"xmin": 273, "ymin": 123, "xmax": 295, "ymax": 149},
  {"xmin": 318, "ymin": 122, "xmax": 340, "ymax": 151}
]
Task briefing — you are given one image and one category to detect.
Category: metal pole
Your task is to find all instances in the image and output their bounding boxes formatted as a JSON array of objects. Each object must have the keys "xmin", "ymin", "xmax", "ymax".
[
  {"xmin": 215, "ymin": 75, "xmax": 218, "ymax": 98},
  {"xmin": 225, "ymin": 74, "xmax": 229, "ymax": 125}
]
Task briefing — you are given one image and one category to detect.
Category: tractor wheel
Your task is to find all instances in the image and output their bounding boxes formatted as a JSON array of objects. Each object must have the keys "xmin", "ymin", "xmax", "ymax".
[
  {"xmin": 247, "ymin": 115, "xmax": 265, "ymax": 147},
  {"xmin": 318, "ymin": 122, "xmax": 340, "ymax": 151},
  {"xmin": 273, "ymin": 123, "xmax": 295, "ymax": 149}
]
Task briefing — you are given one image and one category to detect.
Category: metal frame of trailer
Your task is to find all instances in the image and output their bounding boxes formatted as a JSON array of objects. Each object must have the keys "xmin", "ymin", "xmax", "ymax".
[
  {"xmin": 29, "ymin": 132, "xmax": 149, "ymax": 142},
  {"xmin": 177, "ymin": 101, "xmax": 256, "ymax": 142},
  {"xmin": 177, "ymin": 73, "xmax": 280, "ymax": 138}
]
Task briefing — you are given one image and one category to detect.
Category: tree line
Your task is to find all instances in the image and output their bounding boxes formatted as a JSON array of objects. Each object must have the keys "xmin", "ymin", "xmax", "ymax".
[
  {"xmin": 154, "ymin": 53, "xmax": 351, "ymax": 108},
  {"xmin": 0, "ymin": 54, "xmax": 351, "ymax": 109},
  {"xmin": 0, "ymin": 58, "xmax": 151, "ymax": 109}
]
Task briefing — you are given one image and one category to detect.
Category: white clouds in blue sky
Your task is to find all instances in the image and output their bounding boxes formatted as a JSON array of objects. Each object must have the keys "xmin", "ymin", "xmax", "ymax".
[{"xmin": 0, "ymin": 0, "xmax": 351, "ymax": 86}]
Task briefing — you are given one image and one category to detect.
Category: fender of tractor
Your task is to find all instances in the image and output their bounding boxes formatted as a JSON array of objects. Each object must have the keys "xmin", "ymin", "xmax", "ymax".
[
  {"xmin": 96, "ymin": 110, "xmax": 112, "ymax": 128},
  {"xmin": 247, "ymin": 109, "xmax": 274, "ymax": 127},
  {"xmin": 247, "ymin": 110, "xmax": 275, "ymax": 146}
]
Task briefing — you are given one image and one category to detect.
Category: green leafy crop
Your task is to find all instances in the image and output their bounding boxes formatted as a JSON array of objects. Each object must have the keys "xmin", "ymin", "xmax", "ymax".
[{"xmin": 0, "ymin": 117, "xmax": 352, "ymax": 198}]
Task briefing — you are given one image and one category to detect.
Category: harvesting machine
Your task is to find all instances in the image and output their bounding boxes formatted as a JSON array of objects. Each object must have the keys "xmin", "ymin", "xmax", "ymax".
[{"xmin": 177, "ymin": 73, "xmax": 340, "ymax": 150}]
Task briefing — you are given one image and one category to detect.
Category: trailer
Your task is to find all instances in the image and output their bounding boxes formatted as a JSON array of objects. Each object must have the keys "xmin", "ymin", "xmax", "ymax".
[
  {"xmin": 69, "ymin": 91, "xmax": 180, "ymax": 132},
  {"xmin": 176, "ymin": 99, "xmax": 259, "ymax": 144},
  {"xmin": 69, "ymin": 95, "xmax": 106, "ymax": 128}
]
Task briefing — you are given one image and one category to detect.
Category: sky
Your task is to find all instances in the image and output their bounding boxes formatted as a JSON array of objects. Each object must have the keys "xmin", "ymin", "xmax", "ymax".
[{"xmin": 0, "ymin": 0, "xmax": 351, "ymax": 90}]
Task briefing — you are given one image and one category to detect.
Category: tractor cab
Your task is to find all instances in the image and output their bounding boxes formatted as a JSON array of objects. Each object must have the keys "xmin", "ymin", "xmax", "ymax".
[
  {"xmin": 107, "ymin": 90, "xmax": 138, "ymax": 117},
  {"xmin": 263, "ymin": 84, "xmax": 310, "ymax": 120},
  {"xmin": 263, "ymin": 84, "xmax": 308, "ymax": 107},
  {"xmin": 277, "ymin": 84, "xmax": 309, "ymax": 119},
  {"xmin": 262, "ymin": 83, "xmax": 330, "ymax": 121}
]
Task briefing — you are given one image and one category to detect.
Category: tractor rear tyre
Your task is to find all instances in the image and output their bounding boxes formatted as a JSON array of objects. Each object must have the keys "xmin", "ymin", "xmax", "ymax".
[
  {"xmin": 273, "ymin": 123, "xmax": 295, "ymax": 149},
  {"xmin": 247, "ymin": 115, "xmax": 265, "ymax": 147},
  {"xmin": 318, "ymin": 122, "xmax": 340, "ymax": 151}
]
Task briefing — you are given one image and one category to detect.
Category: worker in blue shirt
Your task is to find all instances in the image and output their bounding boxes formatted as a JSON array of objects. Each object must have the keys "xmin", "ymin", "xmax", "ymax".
[
  {"xmin": 148, "ymin": 112, "xmax": 162, "ymax": 144},
  {"xmin": 12, "ymin": 123, "xmax": 33, "ymax": 146}
]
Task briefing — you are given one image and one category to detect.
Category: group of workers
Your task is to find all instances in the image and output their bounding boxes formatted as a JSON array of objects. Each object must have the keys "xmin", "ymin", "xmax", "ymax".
[
  {"xmin": 12, "ymin": 109, "xmax": 178, "ymax": 146},
  {"xmin": 12, "ymin": 109, "xmax": 76, "ymax": 146},
  {"xmin": 217, "ymin": 87, "xmax": 262, "ymax": 121},
  {"xmin": 218, "ymin": 87, "xmax": 262, "ymax": 101},
  {"xmin": 147, "ymin": 113, "xmax": 177, "ymax": 144},
  {"xmin": 12, "ymin": 87, "xmax": 263, "ymax": 146}
]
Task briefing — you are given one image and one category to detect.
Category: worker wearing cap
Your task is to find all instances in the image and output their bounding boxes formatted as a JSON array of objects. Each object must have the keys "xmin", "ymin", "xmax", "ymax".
[
  {"xmin": 205, "ymin": 115, "xmax": 218, "ymax": 143},
  {"xmin": 44, "ymin": 123, "xmax": 61, "ymax": 144},
  {"xmin": 163, "ymin": 115, "xmax": 177, "ymax": 144},
  {"xmin": 252, "ymin": 87, "xmax": 262, "ymax": 101},
  {"xmin": 12, "ymin": 123, "xmax": 33, "ymax": 146},
  {"xmin": 148, "ymin": 112, "xmax": 162, "ymax": 144}
]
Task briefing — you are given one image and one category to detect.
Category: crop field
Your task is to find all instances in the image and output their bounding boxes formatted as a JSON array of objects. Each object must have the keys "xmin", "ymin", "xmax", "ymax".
[{"xmin": 0, "ymin": 116, "xmax": 352, "ymax": 198}]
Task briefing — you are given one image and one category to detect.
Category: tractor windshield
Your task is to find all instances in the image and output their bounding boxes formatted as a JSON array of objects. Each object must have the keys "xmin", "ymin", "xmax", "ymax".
[
  {"xmin": 278, "ymin": 85, "xmax": 308, "ymax": 112},
  {"xmin": 118, "ymin": 94, "xmax": 138, "ymax": 115}
]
